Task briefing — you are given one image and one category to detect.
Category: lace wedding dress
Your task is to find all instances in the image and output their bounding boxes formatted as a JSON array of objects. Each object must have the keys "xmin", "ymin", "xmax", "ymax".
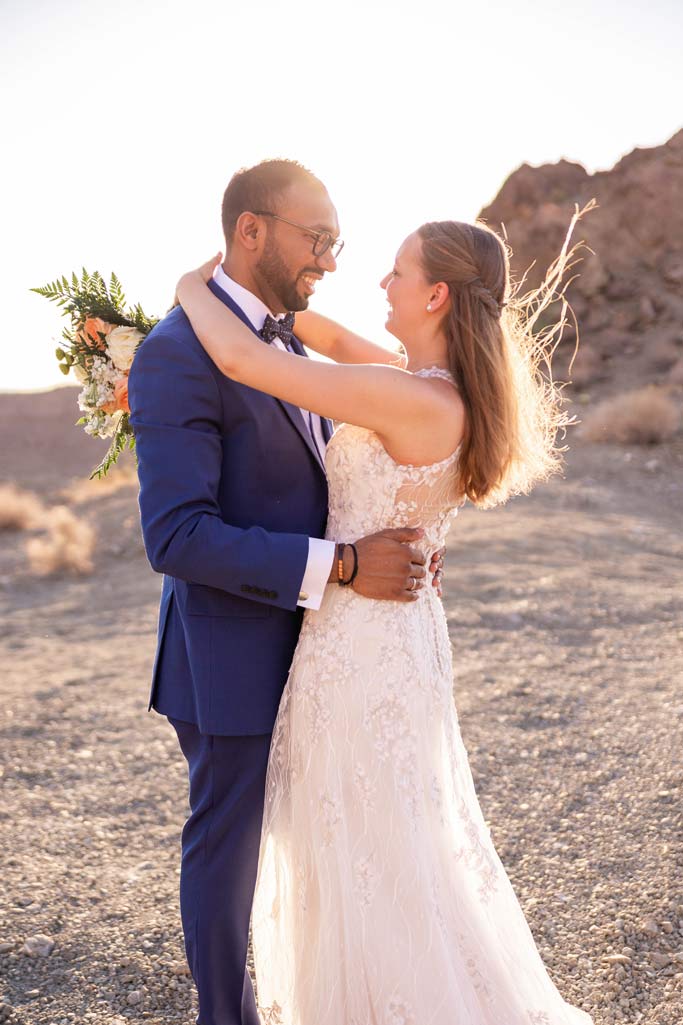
[{"xmin": 253, "ymin": 368, "xmax": 593, "ymax": 1025}]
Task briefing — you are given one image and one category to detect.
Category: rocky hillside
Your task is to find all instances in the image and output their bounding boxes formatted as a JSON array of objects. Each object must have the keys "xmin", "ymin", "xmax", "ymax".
[
  {"xmin": 478, "ymin": 128, "xmax": 683, "ymax": 398},
  {"xmin": 0, "ymin": 387, "xmax": 111, "ymax": 491}
]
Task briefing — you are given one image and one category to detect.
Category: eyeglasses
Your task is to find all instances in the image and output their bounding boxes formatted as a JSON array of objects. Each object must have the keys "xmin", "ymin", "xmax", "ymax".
[{"xmin": 252, "ymin": 211, "xmax": 345, "ymax": 259}]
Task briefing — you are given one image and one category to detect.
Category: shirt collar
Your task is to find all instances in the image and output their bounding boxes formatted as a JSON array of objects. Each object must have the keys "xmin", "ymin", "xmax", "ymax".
[{"xmin": 213, "ymin": 265, "xmax": 281, "ymax": 333}]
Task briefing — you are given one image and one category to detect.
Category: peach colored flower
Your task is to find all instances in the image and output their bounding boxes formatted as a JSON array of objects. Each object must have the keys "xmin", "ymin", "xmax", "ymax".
[
  {"xmin": 77, "ymin": 317, "xmax": 113, "ymax": 350},
  {"xmin": 101, "ymin": 399, "xmax": 118, "ymax": 414},
  {"xmin": 113, "ymin": 375, "xmax": 130, "ymax": 413}
]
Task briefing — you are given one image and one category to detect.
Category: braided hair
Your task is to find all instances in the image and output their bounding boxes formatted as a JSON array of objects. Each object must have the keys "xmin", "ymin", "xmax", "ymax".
[
  {"xmin": 463, "ymin": 276, "xmax": 507, "ymax": 318},
  {"xmin": 417, "ymin": 214, "xmax": 585, "ymax": 508}
]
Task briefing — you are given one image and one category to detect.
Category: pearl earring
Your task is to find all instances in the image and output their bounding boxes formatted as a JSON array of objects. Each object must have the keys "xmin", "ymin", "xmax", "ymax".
[{"xmin": 426, "ymin": 304, "xmax": 432, "ymax": 312}]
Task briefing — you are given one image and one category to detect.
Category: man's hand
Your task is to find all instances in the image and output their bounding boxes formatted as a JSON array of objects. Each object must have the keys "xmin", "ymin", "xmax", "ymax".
[
  {"xmin": 329, "ymin": 528, "xmax": 429, "ymax": 602},
  {"xmin": 354, "ymin": 527, "xmax": 428, "ymax": 602}
]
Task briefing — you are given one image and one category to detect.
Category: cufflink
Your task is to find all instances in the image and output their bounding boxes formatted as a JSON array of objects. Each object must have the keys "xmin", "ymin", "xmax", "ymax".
[{"xmin": 298, "ymin": 591, "xmax": 309, "ymax": 602}]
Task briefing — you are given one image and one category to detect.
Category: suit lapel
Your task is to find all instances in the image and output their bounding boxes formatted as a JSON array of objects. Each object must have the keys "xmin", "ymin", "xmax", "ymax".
[
  {"xmin": 207, "ymin": 281, "xmax": 329, "ymax": 475},
  {"xmin": 288, "ymin": 333, "xmax": 334, "ymax": 451}
]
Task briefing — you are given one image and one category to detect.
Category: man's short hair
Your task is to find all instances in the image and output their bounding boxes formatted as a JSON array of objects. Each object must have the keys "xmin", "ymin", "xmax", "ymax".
[{"xmin": 221, "ymin": 159, "xmax": 324, "ymax": 244}]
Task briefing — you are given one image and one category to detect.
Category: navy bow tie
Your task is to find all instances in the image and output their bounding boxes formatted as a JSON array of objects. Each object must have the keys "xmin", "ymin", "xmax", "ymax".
[{"xmin": 260, "ymin": 312, "xmax": 295, "ymax": 347}]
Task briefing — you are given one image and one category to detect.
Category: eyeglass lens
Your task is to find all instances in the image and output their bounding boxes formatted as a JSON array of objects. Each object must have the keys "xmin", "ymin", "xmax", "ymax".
[{"xmin": 313, "ymin": 233, "xmax": 343, "ymax": 258}]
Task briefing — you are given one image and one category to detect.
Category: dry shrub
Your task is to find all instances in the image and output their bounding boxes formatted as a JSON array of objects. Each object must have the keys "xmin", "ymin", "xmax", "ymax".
[
  {"xmin": 0, "ymin": 484, "xmax": 45, "ymax": 531},
  {"xmin": 581, "ymin": 386, "xmax": 681, "ymax": 444},
  {"xmin": 668, "ymin": 359, "xmax": 683, "ymax": 387},
  {"xmin": 25, "ymin": 505, "xmax": 96, "ymax": 576},
  {"xmin": 63, "ymin": 462, "xmax": 137, "ymax": 506}
]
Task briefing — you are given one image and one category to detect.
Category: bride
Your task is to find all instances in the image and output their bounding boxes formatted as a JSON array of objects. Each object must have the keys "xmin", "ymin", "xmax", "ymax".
[{"xmin": 175, "ymin": 215, "xmax": 592, "ymax": 1025}]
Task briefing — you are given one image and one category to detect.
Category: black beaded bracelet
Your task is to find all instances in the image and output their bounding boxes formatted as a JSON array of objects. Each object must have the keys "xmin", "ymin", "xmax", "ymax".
[
  {"xmin": 336, "ymin": 543, "xmax": 346, "ymax": 584},
  {"xmin": 339, "ymin": 542, "xmax": 358, "ymax": 586}
]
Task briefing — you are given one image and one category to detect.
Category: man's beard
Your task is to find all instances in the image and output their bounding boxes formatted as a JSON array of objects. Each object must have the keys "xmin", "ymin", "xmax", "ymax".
[{"xmin": 256, "ymin": 237, "xmax": 310, "ymax": 313}]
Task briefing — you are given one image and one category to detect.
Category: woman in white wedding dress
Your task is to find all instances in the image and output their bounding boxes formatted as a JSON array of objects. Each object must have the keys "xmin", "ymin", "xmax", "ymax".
[{"xmin": 176, "ymin": 212, "xmax": 593, "ymax": 1025}]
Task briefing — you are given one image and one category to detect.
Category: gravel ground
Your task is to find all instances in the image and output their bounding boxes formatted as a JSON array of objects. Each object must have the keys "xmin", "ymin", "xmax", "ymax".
[{"xmin": 1, "ymin": 435, "xmax": 682, "ymax": 1025}]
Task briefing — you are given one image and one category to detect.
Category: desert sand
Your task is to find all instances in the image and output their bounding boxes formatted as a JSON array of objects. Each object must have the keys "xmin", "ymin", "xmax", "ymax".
[
  {"xmin": 3, "ymin": 127, "xmax": 683, "ymax": 1025},
  {"xmin": 1, "ymin": 382, "xmax": 682, "ymax": 1025}
]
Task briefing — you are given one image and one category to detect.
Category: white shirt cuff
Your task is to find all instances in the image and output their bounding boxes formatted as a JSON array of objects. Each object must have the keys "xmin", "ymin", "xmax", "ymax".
[{"xmin": 297, "ymin": 538, "xmax": 335, "ymax": 610}]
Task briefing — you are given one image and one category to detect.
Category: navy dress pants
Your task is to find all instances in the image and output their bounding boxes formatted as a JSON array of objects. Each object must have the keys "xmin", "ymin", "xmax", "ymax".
[{"xmin": 169, "ymin": 717, "xmax": 273, "ymax": 1025}]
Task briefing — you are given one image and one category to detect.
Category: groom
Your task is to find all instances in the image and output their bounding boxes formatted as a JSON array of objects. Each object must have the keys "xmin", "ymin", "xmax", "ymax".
[{"xmin": 128, "ymin": 159, "xmax": 439, "ymax": 1025}]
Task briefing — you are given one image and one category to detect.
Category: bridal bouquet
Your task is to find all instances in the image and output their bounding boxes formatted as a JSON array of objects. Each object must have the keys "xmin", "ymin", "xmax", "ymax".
[{"xmin": 33, "ymin": 270, "xmax": 159, "ymax": 478}]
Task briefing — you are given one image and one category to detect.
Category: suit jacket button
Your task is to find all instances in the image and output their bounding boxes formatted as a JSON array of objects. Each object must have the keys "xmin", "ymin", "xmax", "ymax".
[{"xmin": 298, "ymin": 591, "xmax": 309, "ymax": 602}]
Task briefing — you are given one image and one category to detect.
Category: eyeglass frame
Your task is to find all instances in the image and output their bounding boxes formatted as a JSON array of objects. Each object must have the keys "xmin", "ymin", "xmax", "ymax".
[{"xmin": 251, "ymin": 210, "xmax": 345, "ymax": 260}]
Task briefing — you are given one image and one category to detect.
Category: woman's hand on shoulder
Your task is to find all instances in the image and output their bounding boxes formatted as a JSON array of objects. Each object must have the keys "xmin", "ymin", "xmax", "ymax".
[
  {"xmin": 195, "ymin": 252, "xmax": 223, "ymax": 284},
  {"xmin": 174, "ymin": 252, "xmax": 223, "ymax": 310}
]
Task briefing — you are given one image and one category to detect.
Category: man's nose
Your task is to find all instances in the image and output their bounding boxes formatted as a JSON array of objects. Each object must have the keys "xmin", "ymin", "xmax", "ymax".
[{"xmin": 316, "ymin": 247, "xmax": 338, "ymax": 273}]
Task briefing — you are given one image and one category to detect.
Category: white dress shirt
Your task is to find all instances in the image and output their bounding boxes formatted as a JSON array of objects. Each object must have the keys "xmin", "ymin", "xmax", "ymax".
[{"xmin": 212, "ymin": 266, "xmax": 335, "ymax": 610}]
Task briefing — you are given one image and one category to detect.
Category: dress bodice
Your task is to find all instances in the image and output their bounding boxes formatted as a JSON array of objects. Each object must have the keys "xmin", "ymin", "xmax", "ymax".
[{"xmin": 324, "ymin": 367, "xmax": 464, "ymax": 553}]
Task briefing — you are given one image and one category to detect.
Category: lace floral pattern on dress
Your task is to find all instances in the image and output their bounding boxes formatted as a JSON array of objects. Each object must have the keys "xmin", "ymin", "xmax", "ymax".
[
  {"xmin": 453, "ymin": 795, "xmax": 501, "ymax": 903},
  {"xmin": 250, "ymin": 369, "xmax": 594, "ymax": 1025},
  {"xmin": 257, "ymin": 1002, "xmax": 284, "ymax": 1025}
]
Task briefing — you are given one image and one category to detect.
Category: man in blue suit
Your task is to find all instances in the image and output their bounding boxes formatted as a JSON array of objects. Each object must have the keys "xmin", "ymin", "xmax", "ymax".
[{"xmin": 128, "ymin": 159, "xmax": 433, "ymax": 1025}]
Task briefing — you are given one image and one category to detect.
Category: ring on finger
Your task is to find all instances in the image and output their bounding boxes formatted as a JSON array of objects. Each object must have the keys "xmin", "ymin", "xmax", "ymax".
[{"xmin": 408, "ymin": 576, "xmax": 417, "ymax": 591}]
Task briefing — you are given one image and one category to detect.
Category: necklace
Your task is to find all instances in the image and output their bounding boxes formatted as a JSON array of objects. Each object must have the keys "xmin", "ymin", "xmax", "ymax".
[{"xmin": 410, "ymin": 360, "xmax": 450, "ymax": 373}]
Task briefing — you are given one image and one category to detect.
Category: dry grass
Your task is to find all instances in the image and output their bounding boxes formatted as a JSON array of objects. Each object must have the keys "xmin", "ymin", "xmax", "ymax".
[
  {"xmin": 668, "ymin": 358, "xmax": 683, "ymax": 387},
  {"xmin": 0, "ymin": 483, "xmax": 45, "ymax": 531},
  {"xmin": 62, "ymin": 462, "xmax": 138, "ymax": 506},
  {"xmin": 1, "ymin": 482, "xmax": 97, "ymax": 575},
  {"xmin": 580, "ymin": 385, "xmax": 681, "ymax": 444},
  {"xmin": 25, "ymin": 505, "xmax": 96, "ymax": 576}
]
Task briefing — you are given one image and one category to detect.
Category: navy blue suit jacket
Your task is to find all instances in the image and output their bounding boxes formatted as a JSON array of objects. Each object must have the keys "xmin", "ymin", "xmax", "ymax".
[{"xmin": 128, "ymin": 282, "xmax": 330, "ymax": 735}]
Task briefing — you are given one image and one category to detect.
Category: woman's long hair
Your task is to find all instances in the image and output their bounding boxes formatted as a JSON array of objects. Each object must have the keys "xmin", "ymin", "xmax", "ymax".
[{"xmin": 418, "ymin": 200, "xmax": 594, "ymax": 508}]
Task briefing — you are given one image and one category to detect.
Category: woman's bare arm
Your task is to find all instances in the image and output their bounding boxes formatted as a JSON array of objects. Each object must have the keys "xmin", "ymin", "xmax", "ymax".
[
  {"xmin": 176, "ymin": 270, "xmax": 461, "ymax": 461},
  {"xmin": 294, "ymin": 309, "xmax": 407, "ymax": 368}
]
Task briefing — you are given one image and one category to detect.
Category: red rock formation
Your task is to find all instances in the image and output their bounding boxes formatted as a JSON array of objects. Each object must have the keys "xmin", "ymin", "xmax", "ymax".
[{"xmin": 478, "ymin": 129, "xmax": 683, "ymax": 397}]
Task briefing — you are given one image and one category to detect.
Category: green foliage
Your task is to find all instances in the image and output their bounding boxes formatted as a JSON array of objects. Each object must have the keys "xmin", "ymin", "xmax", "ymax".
[
  {"xmin": 32, "ymin": 268, "xmax": 159, "ymax": 477},
  {"xmin": 31, "ymin": 268, "xmax": 160, "ymax": 334},
  {"xmin": 89, "ymin": 414, "xmax": 135, "ymax": 480}
]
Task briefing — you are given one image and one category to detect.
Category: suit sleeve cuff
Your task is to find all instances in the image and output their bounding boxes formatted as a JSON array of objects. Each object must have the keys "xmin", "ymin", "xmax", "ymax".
[{"xmin": 297, "ymin": 538, "xmax": 335, "ymax": 610}]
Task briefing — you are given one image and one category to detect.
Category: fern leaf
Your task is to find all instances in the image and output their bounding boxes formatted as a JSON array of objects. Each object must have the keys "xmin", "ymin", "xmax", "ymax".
[{"xmin": 89, "ymin": 415, "xmax": 133, "ymax": 479}]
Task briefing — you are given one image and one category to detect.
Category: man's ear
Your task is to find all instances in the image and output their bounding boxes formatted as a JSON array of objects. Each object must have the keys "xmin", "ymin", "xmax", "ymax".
[{"xmin": 234, "ymin": 211, "xmax": 262, "ymax": 252}]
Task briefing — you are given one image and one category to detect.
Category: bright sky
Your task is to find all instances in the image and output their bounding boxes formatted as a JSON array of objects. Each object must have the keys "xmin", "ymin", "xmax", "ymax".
[{"xmin": 2, "ymin": 0, "xmax": 681, "ymax": 392}]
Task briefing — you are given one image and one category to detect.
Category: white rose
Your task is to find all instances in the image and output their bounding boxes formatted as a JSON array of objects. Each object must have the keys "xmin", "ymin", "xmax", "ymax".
[{"xmin": 106, "ymin": 325, "xmax": 143, "ymax": 372}]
